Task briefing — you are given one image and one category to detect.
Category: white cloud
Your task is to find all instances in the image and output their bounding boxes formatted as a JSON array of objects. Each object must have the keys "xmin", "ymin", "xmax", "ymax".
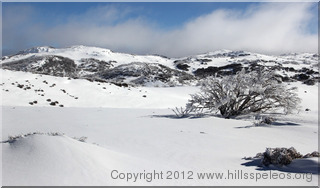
[{"xmin": 3, "ymin": 3, "xmax": 318, "ymax": 57}]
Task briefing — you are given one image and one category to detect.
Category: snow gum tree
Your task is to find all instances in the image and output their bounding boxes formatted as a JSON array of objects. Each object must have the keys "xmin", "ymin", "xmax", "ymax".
[{"xmin": 177, "ymin": 69, "xmax": 301, "ymax": 118}]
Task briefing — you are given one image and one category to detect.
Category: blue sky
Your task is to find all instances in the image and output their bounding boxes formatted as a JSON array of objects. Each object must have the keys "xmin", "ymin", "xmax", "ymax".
[
  {"xmin": 4, "ymin": 3, "xmax": 261, "ymax": 30},
  {"xmin": 2, "ymin": 2, "xmax": 318, "ymax": 57}
]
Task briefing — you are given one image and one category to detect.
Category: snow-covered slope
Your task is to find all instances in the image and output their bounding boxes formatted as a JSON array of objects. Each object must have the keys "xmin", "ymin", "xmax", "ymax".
[
  {"xmin": 1, "ymin": 46, "xmax": 319, "ymax": 86},
  {"xmin": 2, "ymin": 45, "xmax": 173, "ymax": 67},
  {"xmin": 0, "ymin": 69, "xmax": 197, "ymax": 108},
  {"xmin": 2, "ymin": 133, "xmax": 154, "ymax": 186},
  {"xmin": 2, "ymin": 97, "xmax": 318, "ymax": 186}
]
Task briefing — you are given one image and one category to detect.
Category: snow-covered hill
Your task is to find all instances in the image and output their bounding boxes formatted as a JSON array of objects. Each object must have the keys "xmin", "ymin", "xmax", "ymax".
[
  {"xmin": 0, "ymin": 69, "xmax": 197, "ymax": 108},
  {"xmin": 1, "ymin": 46, "xmax": 319, "ymax": 86}
]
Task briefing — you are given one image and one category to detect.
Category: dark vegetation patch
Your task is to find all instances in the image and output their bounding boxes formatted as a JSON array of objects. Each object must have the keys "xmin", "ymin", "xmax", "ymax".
[
  {"xmin": 78, "ymin": 58, "xmax": 114, "ymax": 73},
  {"xmin": 194, "ymin": 63, "xmax": 242, "ymax": 77},
  {"xmin": 99, "ymin": 62, "xmax": 194, "ymax": 86},
  {"xmin": 2, "ymin": 55, "xmax": 78, "ymax": 77},
  {"xmin": 243, "ymin": 147, "xmax": 319, "ymax": 167}
]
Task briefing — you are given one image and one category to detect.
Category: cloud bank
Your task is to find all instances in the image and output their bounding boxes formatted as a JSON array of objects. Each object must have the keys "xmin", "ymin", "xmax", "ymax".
[{"xmin": 3, "ymin": 3, "xmax": 318, "ymax": 57}]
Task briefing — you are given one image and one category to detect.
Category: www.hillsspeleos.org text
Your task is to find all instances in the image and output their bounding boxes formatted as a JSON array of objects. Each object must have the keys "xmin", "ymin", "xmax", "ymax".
[{"xmin": 110, "ymin": 170, "xmax": 312, "ymax": 183}]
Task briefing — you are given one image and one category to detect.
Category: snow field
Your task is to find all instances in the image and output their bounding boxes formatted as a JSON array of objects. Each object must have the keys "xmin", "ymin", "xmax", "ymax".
[{"xmin": 0, "ymin": 69, "xmax": 318, "ymax": 186}]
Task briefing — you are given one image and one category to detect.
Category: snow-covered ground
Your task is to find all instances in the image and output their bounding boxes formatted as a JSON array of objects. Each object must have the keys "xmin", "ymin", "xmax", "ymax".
[
  {"xmin": 0, "ymin": 69, "xmax": 318, "ymax": 186},
  {"xmin": 0, "ymin": 69, "xmax": 198, "ymax": 108}
]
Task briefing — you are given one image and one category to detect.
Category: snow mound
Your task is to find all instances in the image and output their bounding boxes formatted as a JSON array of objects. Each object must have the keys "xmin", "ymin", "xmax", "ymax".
[{"xmin": 2, "ymin": 134, "xmax": 149, "ymax": 186}]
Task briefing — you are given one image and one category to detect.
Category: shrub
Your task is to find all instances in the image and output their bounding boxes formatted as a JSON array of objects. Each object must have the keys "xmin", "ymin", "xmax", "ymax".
[
  {"xmin": 180, "ymin": 68, "xmax": 301, "ymax": 118},
  {"xmin": 172, "ymin": 104, "xmax": 195, "ymax": 118},
  {"xmin": 73, "ymin": 136, "xmax": 87, "ymax": 142},
  {"xmin": 262, "ymin": 147, "xmax": 303, "ymax": 166},
  {"xmin": 252, "ymin": 115, "xmax": 275, "ymax": 126}
]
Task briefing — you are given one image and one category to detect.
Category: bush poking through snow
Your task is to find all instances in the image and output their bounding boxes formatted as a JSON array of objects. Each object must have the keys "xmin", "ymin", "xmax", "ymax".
[
  {"xmin": 73, "ymin": 136, "xmax": 87, "ymax": 142},
  {"xmin": 262, "ymin": 147, "xmax": 303, "ymax": 166},
  {"xmin": 244, "ymin": 147, "xmax": 320, "ymax": 166},
  {"xmin": 262, "ymin": 117, "xmax": 274, "ymax": 125},
  {"xmin": 48, "ymin": 132, "xmax": 64, "ymax": 136},
  {"xmin": 2, "ymin": 132, "xmax": 64, "ymax": 143},
  {"xmin": 177, "ymin": 69, "xmax": 301, "ymax": 118},
  {"xmin": 303, "ymin": 151, "xmax": 320, "ymax": 158},
  {"xmin": 172, "ymin": 104, "xmax": 195, "ymax": 118},
  {"xmin": 252, "ymin": 115, "xmax": 275, "ymax": 126},
  {"xmin": 1, "ymin": 132, "xmax": 90, "ymax": 144}
]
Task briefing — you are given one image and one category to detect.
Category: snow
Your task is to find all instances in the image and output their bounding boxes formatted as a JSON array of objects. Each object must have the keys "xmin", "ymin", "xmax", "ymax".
[
  {"xmin": 1, "ymin": 45, "xmax": 175, "ymax": 69},
  {"xmin": 0, "ymin": 68, "xmax": 318, "ymax": 186},
  {"xmin": 0, "ymin": 46, "xmax": 318, "ymax": 186},
  {"xmin": 0, "ymin": 69, "xmax": 197, "ymax": 108},
  {"xmin": 2, "ymin": 46, "xmax": 317, "ymax": 76},
  {"xmin": 1, "ymin": 106, "xmax": 318, "ymax": 186},
  {"xmin": 3, "ymin": 134, "xmax": 153, "ymax": 186}
]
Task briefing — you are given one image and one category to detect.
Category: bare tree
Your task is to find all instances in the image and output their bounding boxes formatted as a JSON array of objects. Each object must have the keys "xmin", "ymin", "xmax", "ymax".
[{"xmin": 180, "ymin": 68, "xmax": 301, "ymax": 118}]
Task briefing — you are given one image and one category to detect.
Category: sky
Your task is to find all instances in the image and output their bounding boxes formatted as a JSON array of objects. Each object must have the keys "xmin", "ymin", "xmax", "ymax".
[{"xmin": 2, "ymin": 2, "xmax": 318, "ymax": 57}]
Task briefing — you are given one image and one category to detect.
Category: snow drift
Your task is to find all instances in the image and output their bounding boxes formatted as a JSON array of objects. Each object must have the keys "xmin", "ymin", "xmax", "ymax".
[{"xmin": 2, "ymin": 133, "xmax": 154, "ymax": 186}]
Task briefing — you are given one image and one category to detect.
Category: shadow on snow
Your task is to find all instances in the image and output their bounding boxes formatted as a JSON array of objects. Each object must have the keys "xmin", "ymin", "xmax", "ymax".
[
  {"xmin": 241, "ymin": 158, "xmax": 319, "ymax": 174},
  {"xmin": 235, "ymin": 121, "xmax": 301, "ymax": 129}
]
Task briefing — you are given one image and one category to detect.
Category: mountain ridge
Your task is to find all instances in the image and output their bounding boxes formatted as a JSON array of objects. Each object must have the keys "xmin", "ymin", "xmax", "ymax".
[{"xmin": 1, "ymin": 45, "xmax": 319, "ymax": 87}]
